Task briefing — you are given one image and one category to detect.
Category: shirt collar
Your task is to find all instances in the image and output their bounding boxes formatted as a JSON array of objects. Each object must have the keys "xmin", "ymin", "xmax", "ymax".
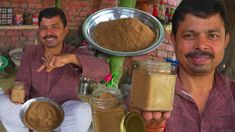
[{"xmin": 175, "ymin": 69, "xmax": 233, "ymax": 101}]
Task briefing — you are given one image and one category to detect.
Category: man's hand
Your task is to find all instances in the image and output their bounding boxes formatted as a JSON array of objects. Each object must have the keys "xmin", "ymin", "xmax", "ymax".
[
  {"xmin": 37, "ymin": 54, "xmax": 79, "ymax": 72},
  {"xmin": 143, "ymin": 111, "xmax": 170, "ymax": 132},
  {"xmin": 130, "ymin": 107, "xmax": 171, "ymax": 132}
]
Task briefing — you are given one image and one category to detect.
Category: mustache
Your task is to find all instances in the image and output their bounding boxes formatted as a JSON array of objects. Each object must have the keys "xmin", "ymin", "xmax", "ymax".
[
  {"xmin": 185, "ymin": 50, "xmax": 214, "ymax": 59},
  {"xmin": 43, "ymin": 35, "xmax": 57, "ymax": 39}
]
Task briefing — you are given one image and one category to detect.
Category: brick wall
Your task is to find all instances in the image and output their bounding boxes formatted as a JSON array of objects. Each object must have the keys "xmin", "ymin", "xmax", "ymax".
[{"xmin": 0, "ymin": 0, "xmax": 118, "ymax": 54}]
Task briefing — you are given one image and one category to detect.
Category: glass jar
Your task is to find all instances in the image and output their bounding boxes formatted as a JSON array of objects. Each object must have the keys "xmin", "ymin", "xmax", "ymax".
[
  {"xmin": 130, "ymin": 60, "xmax": 176, "ymax": 111},
  {"xmin": 10, "ymin": 81, "xmax": 25, "ymax": 103},
  {"xmin": 90, "ymin": 87, "xmax": 125, "ymax": 132}
]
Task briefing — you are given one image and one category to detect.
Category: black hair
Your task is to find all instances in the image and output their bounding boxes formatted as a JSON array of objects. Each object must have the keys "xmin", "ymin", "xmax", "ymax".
[
  {"xmin": 172, "ymin": 0, "xmax": 229, "ymax": 35},
  {"xmin": 38, "ymin": 7, "xmax": 67, "ymax": 27}
]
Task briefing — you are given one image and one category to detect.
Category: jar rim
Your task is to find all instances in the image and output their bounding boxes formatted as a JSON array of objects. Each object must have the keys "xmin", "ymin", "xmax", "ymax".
[{"xmin": 91, "ymin": 87, "xmax": 123, "ymax": 101}]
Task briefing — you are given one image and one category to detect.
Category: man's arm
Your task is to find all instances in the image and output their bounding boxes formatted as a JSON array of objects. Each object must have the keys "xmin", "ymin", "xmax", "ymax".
[
  {"xmin": 37, "ymin": 53, "xmax": 80, "ymax": 72},
  {"xmin": 37, "ymin": 47, "xmax": 110, "ymax": 82}
]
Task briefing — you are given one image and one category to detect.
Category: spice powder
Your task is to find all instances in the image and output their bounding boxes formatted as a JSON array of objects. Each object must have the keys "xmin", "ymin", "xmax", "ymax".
[
  {"xmin": 24, "ymin": 101, "xmax": 63, "ymax": 130},
  {"xmin": 93, "ymin": 18, "xmax": 156, "ymax": 52}
]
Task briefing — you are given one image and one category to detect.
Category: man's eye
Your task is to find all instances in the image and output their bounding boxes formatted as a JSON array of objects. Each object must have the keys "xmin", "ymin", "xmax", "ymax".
[
  {"xmin": 208, "ymin": 34, "xmax": 220, "ymax": 40},
  {"xmin": 52, "ymin": 26, "xmax": 60, "ymax": 30},
  {"xmin": 183, "ymin": 34, "xmax": 194, "ymax": 40},
  {"xmin": 39, "ymin": 27, "xmax": 47, "ymax": 31}
]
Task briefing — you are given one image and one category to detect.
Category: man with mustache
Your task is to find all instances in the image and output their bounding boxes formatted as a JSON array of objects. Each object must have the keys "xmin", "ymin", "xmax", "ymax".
[
  {"xmin": 131, "ymin": 0, "xmax": 235, "ymax": 131},
  {"xmin": 0, "ymin": 7, "xmax": 109, "ymax": 132}
]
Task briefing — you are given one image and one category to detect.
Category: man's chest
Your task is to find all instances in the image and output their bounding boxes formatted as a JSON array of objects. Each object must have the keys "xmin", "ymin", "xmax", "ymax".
[{"xmin": 166, "ymin": 94, "xmax": 235, "ymax": 132}]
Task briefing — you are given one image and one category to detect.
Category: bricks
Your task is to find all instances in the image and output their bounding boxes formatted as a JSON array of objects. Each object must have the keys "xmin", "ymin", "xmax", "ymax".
[
  {"xmin": 0, "ymin": 0, "xmax": 118, "ymax": 49},
  {"xmin": 0, "ymin": 1, "xmax": 11, "ymax": 7},
  {"xmin": 6, "ymin": 31, "xmax": 22, "ymax": 36},
  {"xmin": 12, "ymin": 3, "xmax": 20, "ymax": 7},
  {"xmin": 23, "ymin": 30, "xmax": 38, "ymax": 37},
  {"xmin": 0, "ymin": 31, "xmax": 6, "ymax": 36}
]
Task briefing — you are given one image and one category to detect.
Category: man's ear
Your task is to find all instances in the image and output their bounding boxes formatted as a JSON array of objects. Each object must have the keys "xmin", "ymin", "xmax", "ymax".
[
  {"xmin": 224, "ymin": 33, "xmax": 230, "ymax": 48},
  {"xmin": 64, "ymin": 26, "xmax": 69, "ymax": 35},
  {"xmin": 170, "ymin": 33, "xmax": 176, "ymax": 49}
]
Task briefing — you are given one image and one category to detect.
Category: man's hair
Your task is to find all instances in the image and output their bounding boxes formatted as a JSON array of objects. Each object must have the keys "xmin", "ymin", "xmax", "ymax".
[
  {"xmin": 172, "ymin": 0, "xmax": 229, "ymax": 36},
  {"xmin": 38, "ymin": 7, "xmax": 67, "ymax": 27}
]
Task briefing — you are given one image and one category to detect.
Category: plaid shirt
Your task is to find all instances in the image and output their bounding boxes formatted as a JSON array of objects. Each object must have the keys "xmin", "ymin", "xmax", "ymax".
[
  {"xmin": 166, "ymin": 71, "xmax": 235, "ymax": 132},
  {"xmin": 16, "ymin": 44, "xmax": 109, "ymax": 104}
]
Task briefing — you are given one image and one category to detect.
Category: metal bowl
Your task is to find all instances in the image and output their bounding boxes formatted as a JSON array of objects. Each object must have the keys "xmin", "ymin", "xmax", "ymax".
[
  {"xmin": 82, "ymin": 7, "xmax": 164, "ymax": 56},
  {"xmin": 20, "ymin": 97, "xmax": 64, "ymax": 131}
]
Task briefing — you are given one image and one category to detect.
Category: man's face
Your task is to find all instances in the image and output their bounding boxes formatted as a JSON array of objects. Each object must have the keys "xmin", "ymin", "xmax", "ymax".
[
  {"xmin": 39, "ymin": 15, "xmax": 68, "ymax": 48},
  {"xmin": 171, "ymin": 14, "xmax": 230, "ymax": 75}
]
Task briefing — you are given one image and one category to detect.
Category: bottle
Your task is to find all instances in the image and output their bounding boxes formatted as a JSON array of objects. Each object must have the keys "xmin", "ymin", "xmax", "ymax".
[
  {"xmin": 90, "ymin": 87, "xmax": 125, "ymax": 132},
  {"xmin": 165, "ymin": 7, "xmax": 170, "ymax": 24},
  {"xmin": 23, "ymin": 12, "xmax": 32, "ymax": 25},
  {"xmin": 78, "ymin": 77, "xmax": 97, "ymax": 102},
  {"xmin": 32, "ymin": 14, "xmax": 38, "ymax": 25},
  {"xmin": 130, "ymin": 60, "xmax": 176, "ymax": 111}
]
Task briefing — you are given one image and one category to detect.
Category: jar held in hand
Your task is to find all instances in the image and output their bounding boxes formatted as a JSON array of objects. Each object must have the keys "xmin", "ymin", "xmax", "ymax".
[{"xmin": 130, "ymin": 60, "xmax": 177, "ymax": 111}]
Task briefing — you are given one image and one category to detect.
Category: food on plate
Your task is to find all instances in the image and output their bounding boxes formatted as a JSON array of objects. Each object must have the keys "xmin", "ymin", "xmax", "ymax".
[{"xmin": 93, "ymin": 18, "xmax": 156, "ymax": 52}]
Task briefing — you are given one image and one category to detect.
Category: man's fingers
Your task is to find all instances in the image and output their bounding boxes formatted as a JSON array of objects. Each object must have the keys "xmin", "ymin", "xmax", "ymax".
[
  {"xmin": 153, "ymin": 112, "xmax": 162, "ymax": 120},
  {"xmin": 162, "ymin": 112, "xmax": 171, "ymax": 119},
  {"xmin": 47, "ymin": 56, "xmax": 56, "ymax": 68},
  {"xmin": 142, "ymin": 111, "xmax": 154, "ymax": 121},
  {"xmin": 37, "ymin": 64, "xmax": 45, "ymax": 72}
]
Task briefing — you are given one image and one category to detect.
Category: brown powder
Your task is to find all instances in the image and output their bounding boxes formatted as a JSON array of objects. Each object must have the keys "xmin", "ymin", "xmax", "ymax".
[
  {"xmin": 130, "ymin": 71, "xmax": 176, "ymax": 111},
  {"xmin": 93, "ymin": 18, "xmax": 156, "ymax": 52},
  {"xmin": 24, "ymin": 101, "xmax": 63, "ymax": 131},
  {"xmin": 91, "ymin": 92, "xmax": 125, "ymax": 132},
  {"xmin": 93, "ymin": 107, "xmax": 125, "ymax": 132}
]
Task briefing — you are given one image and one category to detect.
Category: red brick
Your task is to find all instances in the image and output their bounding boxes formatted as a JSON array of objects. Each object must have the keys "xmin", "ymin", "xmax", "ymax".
[
  {"xmin": 23, "ymin": 30, "xmax": 38, "ymax": 37},
  {"xmin": 14, "ymin": 9, "xmax": 25, "ymax": 14},
  {"xmin": 42, "ymin": 4, "xmax": 53, "ymax": 8},
  {"xmin": 19, "ymin": 37, "xmax": 26, "ymax": 41},
  {"xmin": 27, "ymin": 0, "xmax": 42, "ymax": 2},
  {"xmin": 27, "ymin": 36, "xmax": 37, "ymax": 41},
  {"xmin": 79, "ymin": 2, "xmax": 90, "ymax": 7},
  {"xmin": 20, "ymin": 3, "xmax": 28, "ymax": 8},
  {"xmin": 67, "ymin": 10, "xmax": 78, "ymax": 16},
  {"xmin": 15, "ymin": 0, "xmax": 25, "ymax": 2},
  {"xmin": 42, "ymin": 0, "xmax": 54, "ymax": 5},
  {"xmin": 0, "ymin": 41, "xmax": 5, "ymax": 46},
  {"xmin": 28, "ymin": 3, "xmax": 36, "ymax": 8},
  {"xmin": 0, "ymin": 31, "xmax": 6, "ymax": 36},
  {"xmin": 35, "ymin": 3, "xmax": 43, "ymax": 9},
  {"xmin": 23, "ymin": 41, "xmax": 35, "ymax": 46},
  {"xmin": 80, "ymin": 10, "xmax": 89, "ymax": 17},
  {"xmin": 69, "ymin": 1, "xmax": 80, "ymax": 6},
  {"xmin": 10, "ymin": 37, "xmax": 19, "ymax": 42},
  {"xmin": 1, "ymin": 1, "xmax": 11, "ymax": 6},
  {"xmin": 102, "ymin": 0, "xmax": 117, "ymax": 4},
  {"xmin": 12, "ymin": 3, "xmax": 20, "ymax": 7},
  {"xmin": 75, "ymin": 16, "xmax": 81, "ymax": 22},
  {"xmin": 7, "ymin": 31, "xmax": 22, "ymax": 36}
]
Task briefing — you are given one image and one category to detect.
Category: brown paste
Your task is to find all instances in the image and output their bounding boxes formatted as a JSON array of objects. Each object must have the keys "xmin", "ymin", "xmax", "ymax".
[
  {"xmin": 93, "ymin": 18, "xmax": 156, "ymax": 52},
  {"xmin": 24, "ymin": 101, "xmax": 63, "ymax": 130}
]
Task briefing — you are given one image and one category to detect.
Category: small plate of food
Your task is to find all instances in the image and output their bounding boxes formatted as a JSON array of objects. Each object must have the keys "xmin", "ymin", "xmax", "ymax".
[{"xmin": 20, "ymin": 97, "xmax": 64, "ymax": 131}]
